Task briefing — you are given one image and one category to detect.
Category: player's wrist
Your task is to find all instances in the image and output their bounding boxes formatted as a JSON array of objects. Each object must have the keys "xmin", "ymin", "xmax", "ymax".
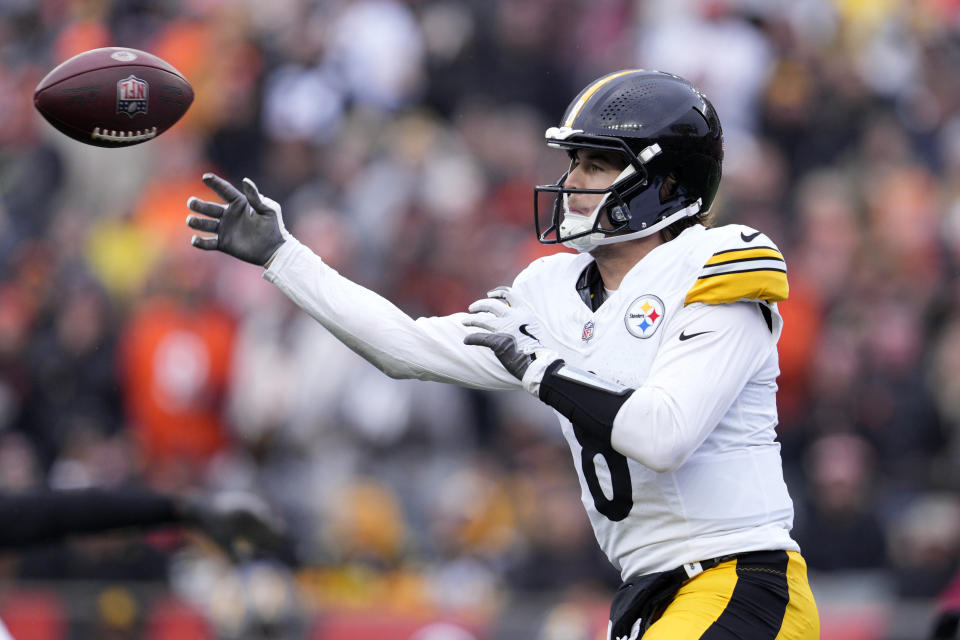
[
  {"xmin": 259, "ymin": 236, "xmax": 286, "ymax": 267},
  {"xmin": 522, "ymin": 351, "xmax": 562, "ymax": 397},
  {"xmin": 262, "ymin": 236, "xmax": 303, "ymax": 273}
]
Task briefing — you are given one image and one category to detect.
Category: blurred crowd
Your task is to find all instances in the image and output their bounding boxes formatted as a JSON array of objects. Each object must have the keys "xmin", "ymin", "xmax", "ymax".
[{"xmin": 1, "ymin": 0, "xmax": 960, "ymax": 638}]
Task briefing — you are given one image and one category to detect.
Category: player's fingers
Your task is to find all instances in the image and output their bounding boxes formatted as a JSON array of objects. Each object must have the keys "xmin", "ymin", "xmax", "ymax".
[
  {"xmin": 463, "ymin": 332, "xmax": 497, "ymax": 347},
  {"xmin": 464, "ymin": 333, "xmax": 515, "ymax": 356},
  {"xmin": 191, "ymin": 235, "xmax": 219, "ymax": 250},
  {"xmin": 468, "ymin": 298, "xmax": 509, "ymax": 316},
  {"xmin": 186, "ymin": 214, "xmax": 219, "ymax": 233},
  {"xmin": 461, "ymin": 315, "xmax": 497, "ymax": 332},
  {"xmin": 187, "ymin": 197, "xmax": 226, "ymax": 218},
  {"xmin": 202, "ymin": 172, "xmax": 244, "ymax": 203},
  {"xmin": 493, "ymin": 286, "xmax": 525, "ymax": 309},
  {"xmin": 241, "ymin": 178, "xmax": 270, "ymax": 215},
  {"xmin": 260, "ymin": 194, "xmax": 282, "ymax": 215},
  {"xmin": 486, "ymin": 286, "xmax": 511, "ymax": 302}
]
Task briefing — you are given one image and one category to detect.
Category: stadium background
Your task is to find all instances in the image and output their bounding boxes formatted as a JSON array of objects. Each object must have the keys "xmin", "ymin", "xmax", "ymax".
[{"xmin": 0, "ymin": 0, "xmax": 958, "ymax": 638}]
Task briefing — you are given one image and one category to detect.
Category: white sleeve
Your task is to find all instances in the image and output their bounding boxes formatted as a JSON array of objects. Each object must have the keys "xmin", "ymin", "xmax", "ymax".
[
  {"xmin": 610, "ymin": 301, "xmax": 775, "ymax": 472},
  {"xmin": 262, "ymin": 239, "xmax": 520, "ymax": 390}
]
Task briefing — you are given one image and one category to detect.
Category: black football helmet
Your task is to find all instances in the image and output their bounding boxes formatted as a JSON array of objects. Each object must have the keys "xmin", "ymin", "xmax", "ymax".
[{"xmin": 534, "ymin": 70, "xmax": 723, "ymax": 251}]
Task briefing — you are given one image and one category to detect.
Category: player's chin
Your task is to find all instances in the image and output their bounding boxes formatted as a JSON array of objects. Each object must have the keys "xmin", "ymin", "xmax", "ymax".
[{"xmin": 564, "ymin": 207, "xmax": 591, "ymax": 219}]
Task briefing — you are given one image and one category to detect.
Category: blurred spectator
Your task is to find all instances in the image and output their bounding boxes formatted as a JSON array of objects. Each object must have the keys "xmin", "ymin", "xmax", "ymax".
[
  {"xmin": 930, "ymin": 319, "xmax": 960, "ymax": 477},
  {"xmin": 325, "ymin": 0, "xmax": 425, "ymax": 112},
  {"xmin": 888, "ymin": 494, "xmax": 960, "ymax": 599},
  {"xmin": 637, "ymin": 2, "xmax": 776, "ymax": 151},
  {"xmin": 117, "ymin": 251, "xmax": 236, "ymax": 471},
  {"xmin": 793, "ymin": 433, "xmax": 888, "ymax": 573},
  {"xmin": 22, "ymin": 277, "xmax": 122, "ymax": 468}
]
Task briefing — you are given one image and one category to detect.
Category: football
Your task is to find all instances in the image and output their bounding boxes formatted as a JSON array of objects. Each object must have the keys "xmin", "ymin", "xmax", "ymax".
[{"xmin": 33, "ymin": 47, "xmax": 193, "ymax": 148}]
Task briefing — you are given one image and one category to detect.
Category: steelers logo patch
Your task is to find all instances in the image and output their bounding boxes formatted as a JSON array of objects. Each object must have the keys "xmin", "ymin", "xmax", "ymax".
[{"xmin": 624, "ymin": 295, "xmax": 665, "ymax": 339}]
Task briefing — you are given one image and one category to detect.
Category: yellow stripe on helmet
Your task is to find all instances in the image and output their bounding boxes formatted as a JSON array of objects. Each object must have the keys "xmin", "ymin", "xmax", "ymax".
[{"xmin": 563, "ymin": 69, "xmax": 644, "ymax": 129}]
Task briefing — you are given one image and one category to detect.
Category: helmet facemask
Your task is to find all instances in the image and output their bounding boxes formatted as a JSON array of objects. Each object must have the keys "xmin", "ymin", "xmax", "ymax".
[{"xmin": 534, "ymin": 130, "xmax": 702, "ymax": 252}]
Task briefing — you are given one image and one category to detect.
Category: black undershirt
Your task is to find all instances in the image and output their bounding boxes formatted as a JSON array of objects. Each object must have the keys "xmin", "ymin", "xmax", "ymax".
[{"xmin": 576, "ymin": 261, "xmax": 606, "ymax": 311}]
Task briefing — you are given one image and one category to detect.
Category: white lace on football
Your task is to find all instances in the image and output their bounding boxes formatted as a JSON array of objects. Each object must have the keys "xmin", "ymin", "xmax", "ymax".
[{"xmin": 91, "ymin": 126, "xmax": 158, "ymax": 144}]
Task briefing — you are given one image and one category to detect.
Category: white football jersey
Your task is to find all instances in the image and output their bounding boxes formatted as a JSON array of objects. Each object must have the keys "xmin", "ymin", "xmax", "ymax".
[{"xmin": 264, "ymin": 223, "xmax": 799, "ymax": 579}]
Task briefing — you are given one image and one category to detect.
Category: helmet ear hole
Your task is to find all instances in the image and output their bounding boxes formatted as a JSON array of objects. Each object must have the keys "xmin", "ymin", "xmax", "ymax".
[
  {"xmin": 610, "ymin": 205, "xmax": 629, "ymax": 224},
  {"xmin": 659, "ymin": 172, "xmax": 680, "ymax": 201}
]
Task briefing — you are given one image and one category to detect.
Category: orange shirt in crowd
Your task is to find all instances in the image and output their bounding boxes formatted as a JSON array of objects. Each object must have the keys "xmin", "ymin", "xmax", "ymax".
[{"xmin": 118, "ymin": 297, "xmax": 235, "ymax": 464}]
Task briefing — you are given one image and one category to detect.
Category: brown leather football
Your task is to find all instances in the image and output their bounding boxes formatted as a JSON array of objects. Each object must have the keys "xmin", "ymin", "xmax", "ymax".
[{"xmin": 33, "ymin": 47, "xmax": 194, "ymax": 147}]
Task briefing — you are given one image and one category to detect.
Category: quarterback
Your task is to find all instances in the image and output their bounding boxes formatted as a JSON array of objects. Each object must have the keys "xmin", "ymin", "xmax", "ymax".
[{"xmin": 186, "ymin": 70, "xmax": 819, "ymax": 639}]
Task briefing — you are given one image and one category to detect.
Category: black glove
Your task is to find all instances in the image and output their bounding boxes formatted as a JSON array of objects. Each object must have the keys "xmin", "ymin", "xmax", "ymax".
[
  {"xmin": 178, "ymin": 492, "xmax": 294, "ymax": 563},
  {"xmin": 187, "ymin": 173, "xmax": 288, "ymax": 266},
  {"xmin": 463, "ymin": 332, "xmax": 535, "ymax": 380}
]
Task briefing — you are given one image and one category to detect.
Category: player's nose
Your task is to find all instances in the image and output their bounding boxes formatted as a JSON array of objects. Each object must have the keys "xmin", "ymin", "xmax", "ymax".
[{"xmin": 563, "ymin": 165, "xmax": 585, "ymax": 189}]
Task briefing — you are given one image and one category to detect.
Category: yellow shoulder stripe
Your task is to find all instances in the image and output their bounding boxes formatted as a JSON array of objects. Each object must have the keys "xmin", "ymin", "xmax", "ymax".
[
  {"xmin": 685, "ymin": 269, "xmax": 789, "ymax": 305},
  {"xmin": 704, "ymin": 246, "xmax": 783, "ymax": 266}
]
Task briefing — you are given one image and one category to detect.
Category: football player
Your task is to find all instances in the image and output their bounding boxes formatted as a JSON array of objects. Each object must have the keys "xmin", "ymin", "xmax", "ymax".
[{"xmin": 186, "ymin": 69, "xmax": 819, "ymax": 639}]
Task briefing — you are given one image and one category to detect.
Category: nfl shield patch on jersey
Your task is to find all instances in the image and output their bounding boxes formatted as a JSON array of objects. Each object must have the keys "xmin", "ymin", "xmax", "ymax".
[
  {"xmin": 624, "ymin": 295, "xmax": 665, "ymax": 339},
  {"xmin": 582, "ymin": 321, "xmax": 595, "ymax": 342}
]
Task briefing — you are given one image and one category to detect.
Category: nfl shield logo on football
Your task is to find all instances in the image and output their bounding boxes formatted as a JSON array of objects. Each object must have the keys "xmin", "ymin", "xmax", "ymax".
[
  {"xmin": 117, "ymin": 75, "xmax": 148, "ymax": 117},
  {"xmin": 581, "ymin": 321, "xmax": 595, "ymax": 342},
  {"xmin": 624, "ymin": 295, "xmax": 665, "ymax": 339}
]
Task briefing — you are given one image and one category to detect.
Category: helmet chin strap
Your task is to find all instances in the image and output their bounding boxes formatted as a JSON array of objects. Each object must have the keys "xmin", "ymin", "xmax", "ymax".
[
  {"xmin": 558, "ymin": 196, "xmax": 607, "ymax": 250},
  {"xmin": 561, "ymin": 222, "xmax": 605, "ymax": 252},
  {"xmin": 561, "ymin": 198, "xmax": 703, "ymax": 252}
]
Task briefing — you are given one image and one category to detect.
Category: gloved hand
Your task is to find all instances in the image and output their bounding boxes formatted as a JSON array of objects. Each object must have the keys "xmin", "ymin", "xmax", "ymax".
[
  {"xmin": 187, "ymin": 173, "xmax": 291, "ymax": 266},
  {"xmin": 462, "ymin": 286, "xmax": 562, "ymax": 396},
  {"xmin": 178, "ymin": 491, "xmax": 295, "ymax": 564}
]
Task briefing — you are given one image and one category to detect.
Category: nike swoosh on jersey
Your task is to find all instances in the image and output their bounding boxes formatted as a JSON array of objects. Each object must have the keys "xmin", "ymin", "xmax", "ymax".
[
  {"xmin": 678, "ymin": 330, "xmax": 714, "ymax": 341},
  {"xmin": 519, "ymin": 324, "xmax": 537, "ymax": 340},
  {"xmin": 741, "ymin": 230, "xmax": 761, "ymax": 242}
]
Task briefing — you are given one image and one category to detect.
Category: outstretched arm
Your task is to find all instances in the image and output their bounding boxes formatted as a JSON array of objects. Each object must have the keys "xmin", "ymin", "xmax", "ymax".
[{"xmin": 186, "ymin": 174, "xmax": 519, "ymax": 390}]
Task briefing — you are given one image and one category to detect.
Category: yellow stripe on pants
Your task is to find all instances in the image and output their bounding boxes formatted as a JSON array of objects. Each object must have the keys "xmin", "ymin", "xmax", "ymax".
[
  {"xmin": 775, "ymin": 552, "xmax": 820, "ymax": 640},
  {"xmin": 643, "ymin": 552, "xmax": 819, "ymax": 639},
  {"xmin": 644, "ymin": 558, "xmax": 739, "ymax": 639}
]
